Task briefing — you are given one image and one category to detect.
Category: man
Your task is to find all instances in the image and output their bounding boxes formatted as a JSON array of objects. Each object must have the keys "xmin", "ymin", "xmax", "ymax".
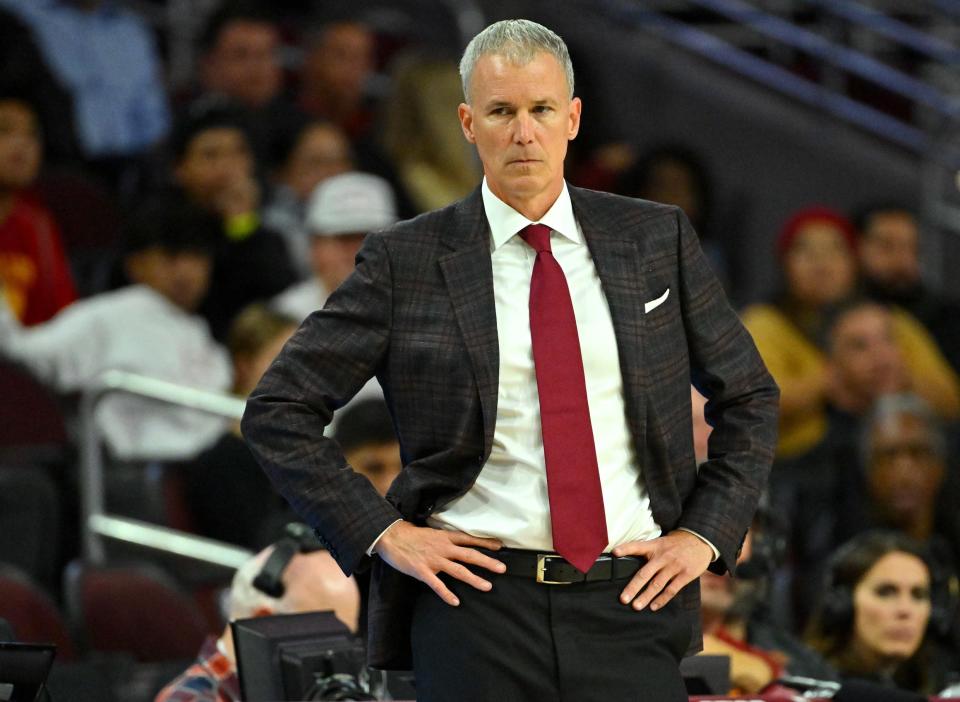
[
  {"xmin": 168, "ymin": 102, "xmax": 297, "ymax": 339},
  {"xmin": 298, "ymin": 21, "xmax": 377, "ymax": 141},
  {"xmin": 856, "ymin": 203, "xmax": 960, "ymax": 373},
  {"xmin": 155, "ymin": 540, "xmax": 360, "ymax": 702},
  {"xmin": 0, "ymin": 194, "xmax": 230, "ymax": 459},
  {"xmin": 243, "ymin": 19, "xmax": 778, "ymax": 701},
  {"xmin": 0, "ymin": 88, "xmax": 77, "ymax": 325},
  {"xmin": 271, "ymin": 171, "xmax": 398, "ymax": 320}
]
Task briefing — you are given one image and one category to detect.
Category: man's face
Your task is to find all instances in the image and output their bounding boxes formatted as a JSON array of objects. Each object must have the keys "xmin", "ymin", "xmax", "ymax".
[
  {"xmin": 828, "ymin": 305, "xmax": 906, "ymax": 405},
  {"xmin": 303, "ymin": 23, "xmax": 374, "ymax": 105},
  {"xmin": 309, "ymin": 233, "xmax": 365, "ymax": 292},
  {"xmin": 859, "ymin": 211, "xmax": 921, "ymax": 294},
  {"xmin": 458, "ymin": 51, "xmax": 580, "ymax": 215},
  {"xmin": 0, "ymin": 100, "xmax": 41, "ymax": 191},
  {"xmin": 868, "ymin": 414, "xmax": 944, "ymax": 528},
  {"xmin": 175, "ymin": 128, "xmax": 253, "ymax": 208},
  {"xmin": 344, "ymin": 440, "xmax": 402, "ymax": 497},
  {"xmin": 203, "ymin": 21, "xmax": 282, "ymax": 108},
  {"xmin": 281, "ymin": 124, "xmax": 352, "ymax": 200},
  {"xmin": 125, "ymin": 247, "xmax": 212, "ymax": 312}
]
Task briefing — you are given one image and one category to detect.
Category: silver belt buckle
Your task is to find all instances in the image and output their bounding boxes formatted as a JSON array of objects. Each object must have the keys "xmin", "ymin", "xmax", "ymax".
[{"xmin": 536, "ymin": 554, "xmax": 572, "ymax": 585}]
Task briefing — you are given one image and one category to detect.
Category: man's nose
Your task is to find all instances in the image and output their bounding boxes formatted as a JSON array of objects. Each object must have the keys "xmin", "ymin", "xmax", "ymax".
[{"xmin": 513, "ymin": 111, "xmax": 535, "ymax": 144}]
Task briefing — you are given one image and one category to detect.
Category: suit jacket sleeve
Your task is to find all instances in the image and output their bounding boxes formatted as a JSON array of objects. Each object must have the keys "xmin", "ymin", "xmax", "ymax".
[
  {"xmin": 673, "ymin": 209, "xmax": 780, "ymax": 574},
  {"xmin": 241, "ymin": 232, "xmax": 403, "ymax": 575}
]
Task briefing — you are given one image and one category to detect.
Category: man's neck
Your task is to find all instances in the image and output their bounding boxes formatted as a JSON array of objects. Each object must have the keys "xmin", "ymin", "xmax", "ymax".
[{"xmin": 487, "ymin": 179, "xmax": 564, "ymax": 222}]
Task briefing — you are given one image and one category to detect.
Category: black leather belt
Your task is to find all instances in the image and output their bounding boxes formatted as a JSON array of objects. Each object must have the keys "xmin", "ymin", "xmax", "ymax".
[{"xmin": 495, "ymin": 550, "xmax": 645, "ymax": 585}]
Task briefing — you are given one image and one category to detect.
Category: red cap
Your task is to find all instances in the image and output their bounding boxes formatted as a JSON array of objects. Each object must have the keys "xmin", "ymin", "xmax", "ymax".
[{"xmin": 777, "ymin": 206, "xmax": 857, "ymax": 259}]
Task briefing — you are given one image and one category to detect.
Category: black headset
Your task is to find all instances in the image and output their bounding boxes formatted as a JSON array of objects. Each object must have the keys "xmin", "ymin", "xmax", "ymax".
[{"xmin": 253, "ymin": 522, "xmax": 325, "ymax": 598}]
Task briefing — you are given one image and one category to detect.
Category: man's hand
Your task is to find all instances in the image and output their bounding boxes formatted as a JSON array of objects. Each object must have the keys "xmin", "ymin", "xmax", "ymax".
[
  {"xmin": 612, "ymin": 530, "xmax": 713, "ymax": 611},
  {"xmin": 374, "ymin": 521, "xmax": 506, "ymax": 606}
]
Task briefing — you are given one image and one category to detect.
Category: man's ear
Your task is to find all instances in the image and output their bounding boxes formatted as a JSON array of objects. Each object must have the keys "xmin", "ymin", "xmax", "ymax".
[
  {"xmin": 458, "ymin": 103, "xmax": 476, "ymax": 144},
  {"xmin": 567, "ymin": 97, "xmax": 582, "ymax": 141}
]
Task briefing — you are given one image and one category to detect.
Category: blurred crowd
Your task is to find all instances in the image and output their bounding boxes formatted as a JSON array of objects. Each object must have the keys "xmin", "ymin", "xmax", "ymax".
[{"xmin": 0, "ymin": 1, "xmax": 958, "ymax": 700}]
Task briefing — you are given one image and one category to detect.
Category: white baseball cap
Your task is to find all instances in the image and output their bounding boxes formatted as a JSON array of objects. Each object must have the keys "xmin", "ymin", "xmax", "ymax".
[{"xmin": 305, "ymin": 172, "xmax": 398, "ymax": 236}]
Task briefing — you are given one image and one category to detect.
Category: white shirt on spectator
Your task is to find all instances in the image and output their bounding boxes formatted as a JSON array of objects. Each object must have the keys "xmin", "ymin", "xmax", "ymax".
[{"xmin": 0, "ymin": 284, "xmax": 231, "ymax": 460}]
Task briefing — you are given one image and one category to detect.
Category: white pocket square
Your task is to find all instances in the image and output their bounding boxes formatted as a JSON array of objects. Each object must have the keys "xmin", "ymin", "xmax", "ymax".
[{"xmin": 644, "ymin": 287, "xmax": 670, "ymax": 313}]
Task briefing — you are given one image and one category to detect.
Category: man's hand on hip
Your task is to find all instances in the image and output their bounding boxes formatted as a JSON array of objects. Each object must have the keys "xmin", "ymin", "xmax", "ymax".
[
  {"xmin": 612, "ymin": 530, "xmax": 713, "ymax": 611},
  {"xmin": 374, "ymin": 521, "xmax": 506, "ymax": 606}
]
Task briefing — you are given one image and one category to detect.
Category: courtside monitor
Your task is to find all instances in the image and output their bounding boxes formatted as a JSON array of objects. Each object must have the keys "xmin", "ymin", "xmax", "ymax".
[
  {"xmin": 0, "ymin": 643, "xmax": 56, "ymax": 702},
  {"xmin": 233, "ymin": 611, "xmax": 369, "ymax": 701}
]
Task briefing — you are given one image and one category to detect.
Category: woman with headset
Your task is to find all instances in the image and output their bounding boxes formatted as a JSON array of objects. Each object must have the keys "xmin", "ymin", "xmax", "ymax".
[{"xmin": 805, "ymin": 530, "xmax": 954, "ymax": 695}]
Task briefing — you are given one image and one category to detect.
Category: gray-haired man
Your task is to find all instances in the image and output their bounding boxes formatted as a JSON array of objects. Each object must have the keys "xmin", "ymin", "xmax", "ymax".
[{"xmin": 243, "ymin": 19, "xmax": 778, "ymax": 700}]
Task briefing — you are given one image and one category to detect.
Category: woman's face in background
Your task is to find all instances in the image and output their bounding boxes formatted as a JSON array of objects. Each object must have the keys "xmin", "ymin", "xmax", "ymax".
[
  {"xmin": 783, "ymin": 222, "xmax": 857, "ymax": 307},
  {"xmin": 851, "ymin": 550, "xmax": 931, "ymax": 667}
]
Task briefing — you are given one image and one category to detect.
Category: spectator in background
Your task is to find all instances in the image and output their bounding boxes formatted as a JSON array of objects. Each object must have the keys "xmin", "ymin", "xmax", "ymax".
[
  {"xmin": 617, "ymin": 144, "xmax": 730, "ymax": 294},
  {"xmin": 805, "ymin": 531, "xmax": 942, "ymax": 694},
  {"xmin": 854, "ymin": 395, "xmax": 958, "ymax": 570},
  {"xmin": 0, "ymin": 193, "xmax": 231, "ymax": 460},
  {"xmin": 741, "ymin": 206, "xmax": 960, "ymax": 459},
  {"xmin": 297, "ymin": 18, "xmax": 416, "ymax": 218},
  {"xmin": 155, "ymin": 541, "xmax": 360, "ymax": 702},
  {"xmin": 0, "ymin": 88, "xmax": 77, "ymax": 325},
  {"xmin": 195, "ymin": 2, "xmax": 295, "ymax": 170},
  {"xmin": 0, "ymin": 9, "xmax": 80, "ymax": 166},
  {"xmin": 184, "ymin": 304, "xmax": 298, "ymax": 549},
  {"xmin": 271, "ymin": 171, "xmax": 397, "ymax": 321},
  {"xmin": 333, "ymin": 398, "xmax": 402, "ymax": 505},
  {"xmin": 0, "ymin": 0, "xmax": 169, "ymax": 167},
  {"xmin": 381, "ymin": 56, "xmax": 482, "ymax": 212},
  {"xmin": 856, "ymin": 203, "xmax": 960, "ymax": 374},
  {"xmin": 262, "ymin": 117, "xmax": 354, "ymax": 278},
  {"xmin": 168, "ymin": 101, "xmax": 297, "ymax": 340},
  {"xmin": 298, "ymin": 21, "xmax": 377, "ymax": 142}
]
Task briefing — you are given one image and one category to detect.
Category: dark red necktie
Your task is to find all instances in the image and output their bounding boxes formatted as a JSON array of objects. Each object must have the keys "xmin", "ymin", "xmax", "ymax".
[{"xmin": 520, "ymin": 223, "xmax": 608, "ymax": 573}]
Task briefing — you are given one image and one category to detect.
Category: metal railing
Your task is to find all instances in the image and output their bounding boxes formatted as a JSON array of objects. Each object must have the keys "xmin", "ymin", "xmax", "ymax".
[{"xmin": 79, "ymin": 369, "xmax": 251, "ymax": 568}]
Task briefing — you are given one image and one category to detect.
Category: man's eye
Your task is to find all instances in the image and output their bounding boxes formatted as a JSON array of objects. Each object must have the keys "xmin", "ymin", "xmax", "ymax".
[{"xmin": 534, "ymin": 106, "xmax": 552, "ymax": 114}]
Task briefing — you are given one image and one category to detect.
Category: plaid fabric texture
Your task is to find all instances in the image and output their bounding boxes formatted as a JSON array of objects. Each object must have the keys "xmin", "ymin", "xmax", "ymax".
[{"xmin": 154, "ymin": 637, "xmax": 240, "ymax": 702}]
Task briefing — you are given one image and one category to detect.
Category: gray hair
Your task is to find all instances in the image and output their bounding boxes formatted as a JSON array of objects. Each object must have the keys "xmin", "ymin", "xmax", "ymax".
[
  {"xmin": 859, "ymin": 393, "xmax": 945, "ymax": 469},
  {"xmin": 459, "ymin": 19, "xmax": 575, "ymax": 102}
]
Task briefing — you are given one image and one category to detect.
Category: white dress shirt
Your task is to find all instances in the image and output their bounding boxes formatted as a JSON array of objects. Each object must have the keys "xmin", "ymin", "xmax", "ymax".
[
  {"xmin": 427, "ymin": 180, "xmax": 663, "ymax": 551},
  {"xmin": 0, "ymin": 285, "xmax": 231, "ymax": 460}
]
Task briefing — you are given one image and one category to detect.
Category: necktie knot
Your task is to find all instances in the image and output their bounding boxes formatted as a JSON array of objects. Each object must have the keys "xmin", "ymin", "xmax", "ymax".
[{"xmin": 520, "ymin": 223, "xmax": 552, "ymax": 253}]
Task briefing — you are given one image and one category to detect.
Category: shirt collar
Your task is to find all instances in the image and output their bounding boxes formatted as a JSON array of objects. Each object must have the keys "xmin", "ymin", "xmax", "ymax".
[{"xmin": 481, "ymin": 178, "xmax": 581, "ymax": 251}]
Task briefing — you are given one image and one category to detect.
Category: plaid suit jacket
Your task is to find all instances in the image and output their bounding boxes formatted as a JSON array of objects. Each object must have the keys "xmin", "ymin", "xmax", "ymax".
[{"xmin": 242, "ymin": 185, "xmax": 779, "ymax": 668}]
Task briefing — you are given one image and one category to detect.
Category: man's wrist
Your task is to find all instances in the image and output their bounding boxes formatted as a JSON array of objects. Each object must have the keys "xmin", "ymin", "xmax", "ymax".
[
  {"xmin": 367, "ymin": 518, "xmax": 404, "ymax": 556},
  {"xmin": 675, "ymin": 527, "xmax": 720, "ymax": 562}
]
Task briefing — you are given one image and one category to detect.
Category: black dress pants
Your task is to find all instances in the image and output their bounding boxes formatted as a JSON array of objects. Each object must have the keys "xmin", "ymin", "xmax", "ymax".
[{"xmin": 410, "ymin": 562, "xmax": 692, "ymax": 702}]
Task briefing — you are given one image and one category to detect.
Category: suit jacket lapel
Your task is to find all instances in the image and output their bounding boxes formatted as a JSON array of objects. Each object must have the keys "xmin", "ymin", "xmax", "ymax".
[
  {"xmin": 570, "ymin": 187, "xmax": 649, "ymax": 433},
  {"xmin": 438, "ymin": 188, "xmax": 499, "ymax": 458}
]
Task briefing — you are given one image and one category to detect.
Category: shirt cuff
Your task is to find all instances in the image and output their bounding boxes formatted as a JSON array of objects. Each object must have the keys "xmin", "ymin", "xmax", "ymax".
[
  {"xmin": 676, "ymin": 527, "xmax": 720, "ymax": 562},
  {"xmin": 366, "ymin": 518, "xmax": 404, "ymax": 556}
]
